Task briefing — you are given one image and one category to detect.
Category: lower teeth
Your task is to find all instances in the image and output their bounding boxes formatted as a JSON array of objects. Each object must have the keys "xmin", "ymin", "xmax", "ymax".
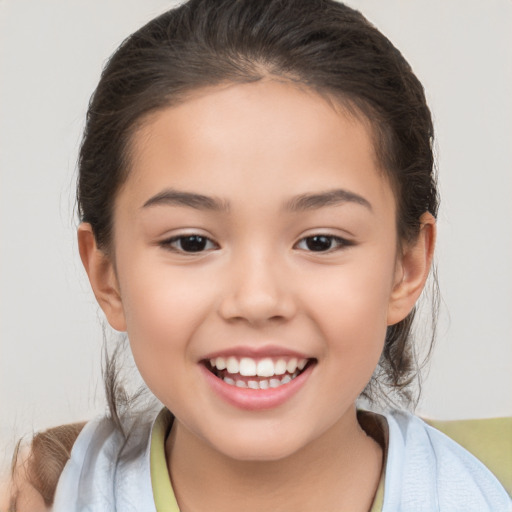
[{"xmin": 223, "ymin": 371, "xmax": 298, "ymax": 389}]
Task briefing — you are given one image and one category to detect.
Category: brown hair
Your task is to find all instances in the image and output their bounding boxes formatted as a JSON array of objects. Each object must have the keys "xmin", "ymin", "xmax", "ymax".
[
  {"xmin": 77, "ymin": 0, "xmax": 438, "ymax": 419},
  {"xmin": 8, "ymin": 423, "xmax": 85, "ymax": 509}
]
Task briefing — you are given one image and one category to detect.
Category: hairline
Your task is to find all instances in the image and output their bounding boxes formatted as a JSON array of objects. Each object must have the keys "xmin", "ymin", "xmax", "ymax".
[{"xmin": 101, "ymin": 76, "xmax": 405, "ymax": 258}]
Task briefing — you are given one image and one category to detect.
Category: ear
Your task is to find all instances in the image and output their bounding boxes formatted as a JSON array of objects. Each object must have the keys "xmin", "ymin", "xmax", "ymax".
[
  {"xmin": 77, "ymin": 223, "xmax": 127, "ymax": 331},
  {"xmin": 387, "ymin": 212, "xmax": 436, "ymax": 326}
]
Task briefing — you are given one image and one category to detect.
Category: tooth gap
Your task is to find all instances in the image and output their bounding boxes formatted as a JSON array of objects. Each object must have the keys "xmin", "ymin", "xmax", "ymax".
[
  {"xmin": 297, "ymin": 358, "xmax": 314, "ymax": 374},
  {"xmin": 204, "ymin": 360, "xmax": 223, "ymax": 378}
]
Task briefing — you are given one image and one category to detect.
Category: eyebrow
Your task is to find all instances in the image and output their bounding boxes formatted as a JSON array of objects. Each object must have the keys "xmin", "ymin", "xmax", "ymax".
[
  {"xmin": 143, "ymin": 189, "xmax": 230, "ymax": 212},
  {"xmin": 142, "ymin": 187, "xmax": 372, "ymax": 213},
  {"xmin": 283, "ymin": 189, "xmax": 372, "ymax": 212}
]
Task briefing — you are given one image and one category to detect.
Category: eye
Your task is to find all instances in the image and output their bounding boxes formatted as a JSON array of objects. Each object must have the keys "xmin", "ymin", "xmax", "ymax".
[
  {"xmin": 160, "ymin": 234, "xmax": 218, "ymax": 253},
  {"xmin": 295, "ymin": 234, "xmax": 352, "ymax": 252}
]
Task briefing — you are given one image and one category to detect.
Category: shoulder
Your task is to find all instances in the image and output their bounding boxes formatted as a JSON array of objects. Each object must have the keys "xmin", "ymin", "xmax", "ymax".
[
  {"xmin": 3, "ymin": 413, "xmax": 158, "ymax": 512},
  {"xmin": 382, "ymin": 410, "xmax": 511, "ymax": 511},
  {"xmin": 52, "ymin": 413, "xmax": 158, "ymax": 512},
  {"xmin": 425, "ymin": 416, "xmax": 512, "ymax": 496}
]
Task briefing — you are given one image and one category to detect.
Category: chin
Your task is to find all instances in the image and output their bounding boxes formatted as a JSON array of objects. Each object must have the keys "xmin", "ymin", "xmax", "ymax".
[
  {"xmin": 219, "ymin": 441, "xmax": 302, "ymax": 462},
  {"xmin": 203, "ymin": 424, "xmax": 313, "ymax": 463}
]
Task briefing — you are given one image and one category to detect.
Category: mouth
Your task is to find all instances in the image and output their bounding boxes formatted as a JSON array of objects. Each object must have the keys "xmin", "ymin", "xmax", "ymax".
[{"xmin": 203, "ymin": 356, "xmax": 316, "ymax": 390}]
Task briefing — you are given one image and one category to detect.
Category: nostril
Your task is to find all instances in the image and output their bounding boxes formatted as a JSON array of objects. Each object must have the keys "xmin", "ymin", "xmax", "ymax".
[{"xmin": 217, "ymin": 276, "xmax": 297, "ymax": 325}]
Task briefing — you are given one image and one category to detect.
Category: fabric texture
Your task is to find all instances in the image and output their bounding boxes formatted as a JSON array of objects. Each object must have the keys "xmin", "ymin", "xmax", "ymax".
[
  {"xmin": 426, "ymin": 416, "xmax": 512, "ymax": 496},
  {"xmin": 53, "ymin": 409, "xmax": 511, "ymax": 512},
  {"xmin": 52, "ymin": 414, "xmax": 157, "ymax": 512},
  {"xmin": 382, "ymin": 411, "xmax": 511, "ymax": 511}
]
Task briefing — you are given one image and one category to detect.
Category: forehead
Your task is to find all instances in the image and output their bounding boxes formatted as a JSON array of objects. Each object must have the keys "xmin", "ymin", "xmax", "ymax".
[{"xmin": 123, "ymin": 80, "xmax": 394, "ymax": 214}]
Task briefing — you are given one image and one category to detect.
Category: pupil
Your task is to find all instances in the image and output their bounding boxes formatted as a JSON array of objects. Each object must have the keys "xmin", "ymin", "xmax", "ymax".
[
  {"xmin": 307, "ymin": 236, "xmax": 332, "ymax": 251},
  {"xmin": 182, "ymin": 236, "xmax": 207, "ymax": 252}
]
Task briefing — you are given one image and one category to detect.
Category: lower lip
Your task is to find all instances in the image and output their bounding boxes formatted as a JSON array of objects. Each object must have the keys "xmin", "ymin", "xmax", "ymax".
[{"xmin": 200, "ymin": 363, "xmax": 314, "ymax": 411}]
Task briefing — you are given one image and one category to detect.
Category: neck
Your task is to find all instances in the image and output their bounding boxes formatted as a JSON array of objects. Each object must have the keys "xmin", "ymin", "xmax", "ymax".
[{"xmin": 166, "ymin": 407, "xmax": 384, "ymax": 512}]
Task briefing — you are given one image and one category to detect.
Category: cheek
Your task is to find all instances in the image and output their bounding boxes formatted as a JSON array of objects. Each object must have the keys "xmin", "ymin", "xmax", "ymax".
[
  {"xmin": 304, "ymin": 267, "xmax": 392, "ymax": 401},
  {"xmin": 302, "ymin": 254, "xmax": 395, "ymax": 356},
  {"xmin": 116, "ymin": 261, "xmax": 215, "ymax": 381}
]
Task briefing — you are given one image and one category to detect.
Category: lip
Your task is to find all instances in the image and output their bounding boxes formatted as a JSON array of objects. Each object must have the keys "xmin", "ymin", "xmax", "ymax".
[
  {"xmin": 202, "ymin": 345, "xmax": 310, "ymax": 360},
  {"xmin": 200, "ymin": 360, "xmax": 315, "ymax": 411}
]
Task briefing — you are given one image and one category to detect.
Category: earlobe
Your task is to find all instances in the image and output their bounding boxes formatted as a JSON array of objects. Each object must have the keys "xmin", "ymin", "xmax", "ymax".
[
  {"xmin": 77, "ymin": 223, "xmax": 127, "ymax": 332},
  {"xmin": 387, "ymin": 213, "xmax": 436, "ymax": 326}
]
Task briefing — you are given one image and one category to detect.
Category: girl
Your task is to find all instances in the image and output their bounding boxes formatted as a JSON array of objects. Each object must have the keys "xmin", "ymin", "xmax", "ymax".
[{"xmin": 4, "ymin": 0, "xmax": 511, "ymax": 510}]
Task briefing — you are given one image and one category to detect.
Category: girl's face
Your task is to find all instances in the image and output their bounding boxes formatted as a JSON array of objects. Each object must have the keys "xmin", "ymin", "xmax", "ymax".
[{"xmin": 86, "ymin": 81, "xmax": 428, "ymax": 461}]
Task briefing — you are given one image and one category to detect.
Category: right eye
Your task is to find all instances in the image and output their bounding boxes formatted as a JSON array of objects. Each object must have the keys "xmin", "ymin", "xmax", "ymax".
[
  {"xmin": 294, "ymin": 234, "xmax": 353, "ymax": 253},
  {"xmin": 159, "ymin": 235, "xmax": 218, "ymax": 253}
]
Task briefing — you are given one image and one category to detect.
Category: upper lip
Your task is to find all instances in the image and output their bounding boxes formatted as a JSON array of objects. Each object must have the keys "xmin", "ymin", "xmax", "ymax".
[{"xmin": 201, "ymin": 345, "xmax": 312, "ymax": 361}]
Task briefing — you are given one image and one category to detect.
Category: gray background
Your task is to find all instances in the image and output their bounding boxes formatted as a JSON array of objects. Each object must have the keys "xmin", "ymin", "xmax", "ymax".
[{"xmin": 1, "ymin": 0, "xmax": 511, "ymax": 470}]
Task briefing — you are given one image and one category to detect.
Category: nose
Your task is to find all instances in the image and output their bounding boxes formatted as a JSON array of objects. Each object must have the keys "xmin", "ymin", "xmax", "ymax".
[{"xmin": 218, "ymin": 248, "xmax": 297, "ymax": 326}]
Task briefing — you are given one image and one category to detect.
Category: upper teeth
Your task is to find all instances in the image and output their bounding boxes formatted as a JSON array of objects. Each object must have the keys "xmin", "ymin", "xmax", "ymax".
[{"xmin": 209, "ymin": 356, "xmax": 308, "ymax": 377}]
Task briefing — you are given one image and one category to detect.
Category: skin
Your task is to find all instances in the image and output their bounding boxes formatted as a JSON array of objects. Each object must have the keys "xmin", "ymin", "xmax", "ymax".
[
  {"xmin": 79, "ymin": 80, "xmax": 435, "ymax": 511},
  {"xmin": 1, "ymin": 448, "xmax": 50, "ymax": 512}
]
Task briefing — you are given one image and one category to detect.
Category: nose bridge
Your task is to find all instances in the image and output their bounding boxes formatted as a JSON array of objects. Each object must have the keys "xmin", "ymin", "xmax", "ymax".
[{"xmin": 219, "ymin": 241, "xmax": 295, "ymax": 325}]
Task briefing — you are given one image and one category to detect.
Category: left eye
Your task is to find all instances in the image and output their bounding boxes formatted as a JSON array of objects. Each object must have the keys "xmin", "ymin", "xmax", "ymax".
[
  {"xmin": 295, "ymin": 235, "xmax": 351, "ymax": 252},
  {"xmin": 160, "ymin": 235, "xmax": 218, "ymax": 253}
]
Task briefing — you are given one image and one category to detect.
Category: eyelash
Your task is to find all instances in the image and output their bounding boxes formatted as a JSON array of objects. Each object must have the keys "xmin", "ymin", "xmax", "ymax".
[
  {"xmin": 159, "ymin": 235, "xmax": 218, "ymax": 253},
  {"xmin": 295, "ymin": 235, "xmax": 353, "ymax": 252},
  {"xmin": 159, "ymin": 234, "xmax": 353, "ymax": 254}
]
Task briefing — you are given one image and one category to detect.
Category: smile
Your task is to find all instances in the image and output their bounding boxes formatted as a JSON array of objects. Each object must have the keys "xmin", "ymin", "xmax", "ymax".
[{"xmin": 205, "ymin": 356, "xmax": 313, "ymax": 390}]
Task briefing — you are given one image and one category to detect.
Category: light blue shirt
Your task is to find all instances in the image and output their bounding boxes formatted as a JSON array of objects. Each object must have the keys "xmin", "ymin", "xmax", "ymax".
[{"xmin": 53, "ymin": 409, "xmax": 511, "ymax": 511}]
